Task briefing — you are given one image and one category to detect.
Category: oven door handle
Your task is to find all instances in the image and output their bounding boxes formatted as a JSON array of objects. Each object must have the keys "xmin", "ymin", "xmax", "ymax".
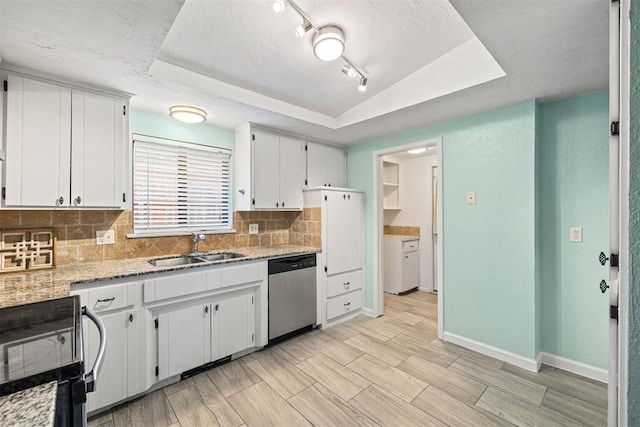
[{"xmin": 82, "ymin": 306, "xmax": 106, "ymax": 393}]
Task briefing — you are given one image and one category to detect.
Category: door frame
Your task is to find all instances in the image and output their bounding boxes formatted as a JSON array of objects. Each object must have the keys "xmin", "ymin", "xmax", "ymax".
[
  {"xmin": 611, "ymin": 0, "xmax": 630, "ymax": 424},
  {"xmin": 372, "ymin": 137, "xmax": 444, "ymax": 339}
]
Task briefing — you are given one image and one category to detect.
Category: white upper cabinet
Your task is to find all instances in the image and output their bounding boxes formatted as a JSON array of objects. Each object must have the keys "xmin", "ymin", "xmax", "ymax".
[
  {"xmin": 3, "ymin": 74, "xmax": 129, "ymax": 208},
  {"xmin": 306, "ymin": 141, "xmax": 345, "ymax": 188},
  {"xmin": 4, "ymin": 76, "xmax": 72, "ymax": 207},
  {"xmin": 71, "ymin": 90, "xmax": 127, "ymax": 208},
  {"xmin": 235, "ymin": 123, "xmax": 304, "ymax": 210}
]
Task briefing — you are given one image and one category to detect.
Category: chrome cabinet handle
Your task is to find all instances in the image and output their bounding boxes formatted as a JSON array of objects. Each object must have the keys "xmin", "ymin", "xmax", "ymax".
[
  {"xmin": 83, "ymin": 306, "xmax": 106, "ymax": 393},
  {"xmin": 74, "ymin": 196, "xmax": 81, "ymax": 205},
  {"xmin": 343, "ymin": 282, "xmax": 350, "ymax": 290},
  {"xmin": 57, "ymin": 196, "xmax": 64, "ymax": 205},
  {"xmin": 97, "ymin": 297, "xmax": 115, "ymax": 303},
  {"xmin": 129, "ymin": 314, "xmax": 133, "ymax": 322},
  {"xmin": 205, "ymin": 306, "xmax": 209, "ymax": 314},
  {"xmin": 344, "ymin": 302, "xmax": 351, "ymax": 311},
  {"xmin": 215, "ymin": 304, "xmax": 219, "ymax": 311}
]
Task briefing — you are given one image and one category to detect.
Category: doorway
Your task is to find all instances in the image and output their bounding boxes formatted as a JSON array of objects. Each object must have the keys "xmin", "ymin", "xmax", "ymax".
[{"xmin": 372, "ymin": 138, "xmax": 444, "ymax": 338}]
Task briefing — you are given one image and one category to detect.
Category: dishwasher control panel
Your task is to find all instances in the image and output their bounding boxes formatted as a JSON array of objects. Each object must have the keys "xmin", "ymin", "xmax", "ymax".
[{"xmin": 268, "ymin": 254, "xmax": 316, "ymax": 274}]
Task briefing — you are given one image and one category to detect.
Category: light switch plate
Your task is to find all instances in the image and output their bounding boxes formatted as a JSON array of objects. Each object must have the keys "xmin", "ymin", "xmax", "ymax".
[
  {"xmin": 249, "ymin": 224, "xmax": 259, "ymax": 234},
  {"xmin": 570, "ymin": 227, "xmax": 583, "ymax": 242},
  {"xmin": 466, "ymin": 191, "xmax": 476, "ymax": 204},
  {"xmin": 96, "ymin": 229, "xmax": 115, "ymax": 245}
]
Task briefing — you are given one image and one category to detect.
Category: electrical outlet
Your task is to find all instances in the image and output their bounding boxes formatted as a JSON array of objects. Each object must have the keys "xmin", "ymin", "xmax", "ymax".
[
  {"xmin": 249, "ymin": 224, "xmax": 259, "ymax": 234},
  {"xmin": 466, "ymin": 191, "xmax": 476, "ymax": 204},
  {"xmin": 570, "ymin": 227, "xmax": 583, "ymax": 242},
  {"xmin": 96, "ymin": 230, "xmax": 115, "ymax": 245}
]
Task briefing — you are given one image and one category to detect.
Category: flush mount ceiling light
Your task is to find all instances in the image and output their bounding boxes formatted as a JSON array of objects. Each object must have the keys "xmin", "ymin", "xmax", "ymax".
[
  {"xmin": 312, "ymin": 26, "xmax": 345, "ymax": 61},
  {"xmin": 272, "ymin": 0, "xmax": 368, "ymax": 92},
  {"xmin": 169, "ymin": 105, "xmax": 207, "ymax": 123},
  {"xmin": 273, "ymin": 0, "xmax": 286, "ymax": 13},
  {"xmin": 407, "ymin": 147, "xmax": 427, "ymax": 154}
]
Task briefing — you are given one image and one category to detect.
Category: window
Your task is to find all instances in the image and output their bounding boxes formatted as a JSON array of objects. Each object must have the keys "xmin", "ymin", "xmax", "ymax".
[{"xmin": 132, "ymin": 134, "xmax": 232, "ymax": 236}]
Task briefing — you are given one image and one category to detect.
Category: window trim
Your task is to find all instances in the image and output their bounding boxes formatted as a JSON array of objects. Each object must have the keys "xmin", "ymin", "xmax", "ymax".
[{"xmin": 129, "ymin": 133, "xmax": 233, "ymax": 238}]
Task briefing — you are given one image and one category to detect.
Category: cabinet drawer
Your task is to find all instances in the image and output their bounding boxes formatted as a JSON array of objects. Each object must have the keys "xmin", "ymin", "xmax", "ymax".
[
  {"xmin": 403, "ymin": 240, "xmax": 419, "ymax": 252},
  {"xmin": 326, "ymin": 270, "xmax": 362, "ymax": 298},
  {"xmin": 144, "ymin": 271, "xmax": 206, "ymax": 303},
  {"xmin": 87, "ymin": 284, "xmax": 129, "ymax": 312},
  {"xmin": 220, "ymin": 263, "xmax": 263, "ymax": 288},
  {"xmin": 326, "ymin": 290, "xmax": 362, "ymax": 321}
]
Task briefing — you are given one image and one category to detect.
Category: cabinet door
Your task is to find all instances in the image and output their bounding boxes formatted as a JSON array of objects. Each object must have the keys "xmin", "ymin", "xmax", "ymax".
[
  {"xmin": 71, "ymin": 91, "xmax": 126, "ymax": 208},
  {"xmin": 158, "ymin": 303, "xmax": 210, "ymax": 380},
  {"xmin": 306, "ymin": 142, "xmax": 325, "ymax": 187},
  {"xmin": 344, "ymin": 192, "xmax": 363, "ymax": 271},
  {"xmin": 279, "ymin": 136, "xmax": 303, "ymax": 209},
  {"xmin": 403, "ymin": 251, "xmax": 420, "ymax": 290},
  {"xmin": 325, "ymin": 192, "xmax": 346, "ymax": 275},
  {"xmin": 4, "ymin": 76, "xmax": 71, "ymax": 207},
  {"xmin": 85, "ymin": 310, "xmax": 129, "ymax": 413},
  {"xmin": 252, "ymin": 131, "xmax": 280, "ymax": 209},
  {"xmin": 216, "ymin": 292, "xmax": 255, "ymax": 358},
  {"xmin": 325, "ymin": 146, "xmax": 345, "ymax": 187}
]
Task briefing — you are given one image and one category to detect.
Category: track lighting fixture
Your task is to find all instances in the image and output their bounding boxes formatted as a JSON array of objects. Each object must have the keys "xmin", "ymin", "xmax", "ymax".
[
  {"xmin": 272, "ymin": 0, "xmax": 368, "ymax": 91},
  {"xmin": 272, "ymin": 0, "xmax": 286, "ymax": 13},
  {"xmin": 341, "ymin": 63, "xmax": 357, "ymax": 78},
  {"xmin": 295, "ymin": 20, "xmax": 312, "ymax": 38},
  {"xmin": 358, "ymin": 77, "xmax": 368, "ymax": 92}
]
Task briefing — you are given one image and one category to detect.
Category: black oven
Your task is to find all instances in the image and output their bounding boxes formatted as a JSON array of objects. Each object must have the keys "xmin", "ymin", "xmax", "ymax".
[{"xmin": 0, "ymin": 296, "xmax": 106, "ymax": 426}]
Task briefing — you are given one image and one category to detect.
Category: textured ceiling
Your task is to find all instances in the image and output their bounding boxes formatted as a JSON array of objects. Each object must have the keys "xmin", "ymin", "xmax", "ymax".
[{"xmin": 0, "ymin": 0, "xmax": 608, "ymax": 145}]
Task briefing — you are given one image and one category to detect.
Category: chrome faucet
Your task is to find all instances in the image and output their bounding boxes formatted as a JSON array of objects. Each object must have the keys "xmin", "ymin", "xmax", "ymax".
[{"xmin": 191, "ymin": 232, "xmax": 205, "ymax": 254}]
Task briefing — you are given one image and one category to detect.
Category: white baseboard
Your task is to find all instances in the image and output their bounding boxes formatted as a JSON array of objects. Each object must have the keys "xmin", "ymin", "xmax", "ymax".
[
  {"xmin": 417, "ymin": 286, "xmax": 431, "ymax": 293},
  {"xmin": 361, "ymin": 307, "xmax": 375, "ymax": 317},
  {"xmin": 443, "ymin": 332, "xmax": 539, "ymax": 372},
  {"xmin": 539, "ymin": 352, "xmax": 608, "ymax": 383}
]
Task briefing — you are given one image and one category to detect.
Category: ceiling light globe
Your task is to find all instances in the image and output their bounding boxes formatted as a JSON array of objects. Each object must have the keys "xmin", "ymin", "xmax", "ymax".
[
  {"xmin": 313, "ymin": 26, "xmax": 345, "ymax": 61},
  {"xmin": 169, "ymin": 105, "xmax": 207, "ymax": 124},
  {"xmin": 273, "ymin": 0, "xmax": 285, "ymax": 13}
]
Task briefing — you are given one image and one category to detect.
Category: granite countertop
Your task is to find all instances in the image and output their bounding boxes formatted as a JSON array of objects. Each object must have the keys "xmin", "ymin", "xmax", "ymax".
[
  {"xmin": 0, "ymin": 244, "xmax": 320, "ymax": 308},
  {"xmin": 0, "ymin": 380, "xmax": 57, "ymax": 427}
]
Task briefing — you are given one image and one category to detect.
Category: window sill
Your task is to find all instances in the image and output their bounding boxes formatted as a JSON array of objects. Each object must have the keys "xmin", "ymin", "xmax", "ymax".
[{"xmin": 127, "ymin": 229, "xmax": 237, "ymax": 239}]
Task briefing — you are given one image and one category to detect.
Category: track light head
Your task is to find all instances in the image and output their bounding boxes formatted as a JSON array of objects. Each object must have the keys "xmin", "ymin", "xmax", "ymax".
[
  {"xmin": 341, "ymin": 63, "xmax": 357, "ymax": 78},
  {"xmin": 273, "ymin": 0, "xmax": 286, "ymax": 13},
  {"xmin": 295, "ymin": 20, "xmax": 312, "ymax": 38},
  {"xmin": 358, "ymin": 76, "xmax": 368, "ymax": 92}
]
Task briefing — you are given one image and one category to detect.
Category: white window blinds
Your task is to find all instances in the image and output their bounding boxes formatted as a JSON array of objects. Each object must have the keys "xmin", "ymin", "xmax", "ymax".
[{"xmin": 132, "ymin": 135, "xmax": 232, "ymax": 235}]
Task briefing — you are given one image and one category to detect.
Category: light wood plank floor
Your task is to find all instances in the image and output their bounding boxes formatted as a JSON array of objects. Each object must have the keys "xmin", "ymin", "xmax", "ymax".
[{"xmin": 89, "ymin": 291, "xmax": 607, "ymax": 427}]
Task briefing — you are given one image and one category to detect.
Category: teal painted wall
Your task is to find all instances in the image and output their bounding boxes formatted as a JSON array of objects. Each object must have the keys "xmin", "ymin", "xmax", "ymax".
[
  {"xmin": 627, "ymin": 0, "xmax": 640, "ymax": 422},
  {"xmin": 538, "ymin": 91, "xmax": 609, "ymax": 369},
  {"xmin": 347, "ymin": 101, "xmax": 539, "ymax": 358},
  {"xmin": 129, "ymin": 109, "xmax": 234, "ymax": 150}
]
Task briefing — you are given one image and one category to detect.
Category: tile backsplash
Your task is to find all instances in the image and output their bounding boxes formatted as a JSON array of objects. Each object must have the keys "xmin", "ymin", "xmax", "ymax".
[
  {"xmin": 0, "ymin": 208, "xmax": 321, "ymax": 266},
  {"xmin": 383, "ymin": 225, "xmax": 421, "ymax": 238}
]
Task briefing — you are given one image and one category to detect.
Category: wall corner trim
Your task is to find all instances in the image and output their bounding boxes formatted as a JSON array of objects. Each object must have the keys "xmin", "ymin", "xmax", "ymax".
[
  {"xmin": 443, "ymin": 332, "xmax": 539, "ymax": 372},
  {"xmin": 539, "ymin": 352, "xmax": 608, "ymax": 383}
]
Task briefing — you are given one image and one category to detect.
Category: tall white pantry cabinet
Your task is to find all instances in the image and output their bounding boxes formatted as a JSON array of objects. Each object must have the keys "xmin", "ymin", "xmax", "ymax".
[{"xmin": 304, "ymin": 188, "xmax": 363, "ymax": 326}]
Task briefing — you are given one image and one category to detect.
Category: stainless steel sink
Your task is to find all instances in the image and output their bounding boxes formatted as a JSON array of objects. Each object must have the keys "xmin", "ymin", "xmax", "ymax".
[
  {"xmin": 149, "ymin": 252, "xmax": 246, "ymax": 267},
  {"xmin": 196, "ymin": 252, "xmax": 245, "ymax": 262}
]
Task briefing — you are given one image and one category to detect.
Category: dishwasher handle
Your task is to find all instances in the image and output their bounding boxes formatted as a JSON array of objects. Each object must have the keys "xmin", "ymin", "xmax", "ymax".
[{"xmin": 82, "ymin": 306, "xmax": 106, "ymax": 393}]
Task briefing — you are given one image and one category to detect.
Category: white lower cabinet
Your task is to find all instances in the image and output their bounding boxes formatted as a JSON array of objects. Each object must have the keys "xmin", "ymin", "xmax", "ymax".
[
  {"xmin": 72, "ymin": 260, "xmax": 268, "ymax": 414},
  {"xmin": 158, "ymin": 302, "xmax": 211, "ymax": 381},
  {"xmin": 71, "ymin": 281, "xmax": 145, "ymax": 413},
  {"xmin": 215, "ymin": 292, "xmax": 256, "ymax": 359}
]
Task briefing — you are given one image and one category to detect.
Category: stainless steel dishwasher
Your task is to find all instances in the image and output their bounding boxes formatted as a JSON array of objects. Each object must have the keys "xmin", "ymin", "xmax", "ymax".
[{"xmin": 268, "ymin": 254, "xmax": 317, "ymax": 343}]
